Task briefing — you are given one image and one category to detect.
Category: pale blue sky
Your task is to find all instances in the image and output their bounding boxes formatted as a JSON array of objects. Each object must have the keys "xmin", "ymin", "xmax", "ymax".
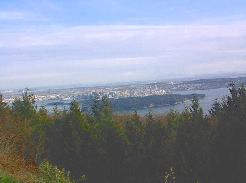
[{"xmin": 1, "ymin": 0, "xmax": 246, "ymax": 89}]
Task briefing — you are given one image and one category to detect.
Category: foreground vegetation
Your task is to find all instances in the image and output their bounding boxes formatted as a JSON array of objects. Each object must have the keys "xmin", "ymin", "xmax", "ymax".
[{"xmin": 1, "ymin": 85, "xmax": 246, "ymax": 183}]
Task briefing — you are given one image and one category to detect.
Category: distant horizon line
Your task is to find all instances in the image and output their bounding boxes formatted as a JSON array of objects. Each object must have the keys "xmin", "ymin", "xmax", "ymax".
[{"xmin": 1, "ymin": 73, "xmax": 246, "ymax": 91}]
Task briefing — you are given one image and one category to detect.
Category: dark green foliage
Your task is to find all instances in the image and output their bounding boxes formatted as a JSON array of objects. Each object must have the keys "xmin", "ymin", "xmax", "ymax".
[
  {"xmin": 2, "ymin": 87, "xmax": 246, "ymax": 183},
  {"xmin": 210, "ymin": 85, "xmax": 246, "ymax": 183},
  {"xmin": 0, "ymin": 94, "xmax": 7, "ymax": 113},
  {"xmin": 12, "ymin": 89, "xmax": 36, "ymax": 120}
]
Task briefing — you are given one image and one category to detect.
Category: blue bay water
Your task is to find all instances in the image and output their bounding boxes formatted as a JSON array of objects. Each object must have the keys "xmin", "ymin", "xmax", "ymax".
[
  {"xmin": 117, "ymin": 87, "xmax": 230, "ymax": 116},
  {"xmin": 39, "ymin": 87, "xmax": 230, "ymax": 116}
]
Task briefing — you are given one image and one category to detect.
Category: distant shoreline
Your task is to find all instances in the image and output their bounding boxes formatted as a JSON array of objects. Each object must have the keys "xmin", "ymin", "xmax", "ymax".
[{"xmin": 44, "ymin": 93, "xmax": 205, "ymax": 112}]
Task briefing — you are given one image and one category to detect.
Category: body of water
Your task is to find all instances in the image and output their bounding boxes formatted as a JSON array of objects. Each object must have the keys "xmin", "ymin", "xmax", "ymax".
[
  {"xmin": 39, "ymin": 87, "xmax": 230, "ymax": 116},
  {"xmin": 118, "ymin": 87, "xmax": 230, "ymax": 116}
]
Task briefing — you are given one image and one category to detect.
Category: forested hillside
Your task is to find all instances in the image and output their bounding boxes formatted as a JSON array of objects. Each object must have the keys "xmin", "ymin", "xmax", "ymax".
[{"xmin": 1, "ymin": 85, "xmax": 246, "ymax": 183}]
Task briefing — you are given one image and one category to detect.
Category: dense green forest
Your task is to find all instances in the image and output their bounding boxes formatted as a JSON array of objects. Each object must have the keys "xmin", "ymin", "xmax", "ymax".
[{"xmin": 1, "ymin": 85, "xmax": 246, "ymax": 183}]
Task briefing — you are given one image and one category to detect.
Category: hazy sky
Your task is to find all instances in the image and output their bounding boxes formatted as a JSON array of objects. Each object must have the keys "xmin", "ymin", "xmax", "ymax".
[{"xmin": 1, "ymin": 0, "xmax": 246, "ymax": 89}]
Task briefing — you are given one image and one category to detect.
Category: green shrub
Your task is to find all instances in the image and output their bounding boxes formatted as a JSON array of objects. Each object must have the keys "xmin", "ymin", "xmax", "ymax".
[
  {"xmin": 0, "ymin": 170, "xmax": 20, "ymax": 183},
  {"xmin": 37, "ymin": 161, "xmax": 74, "ymax": 183}
]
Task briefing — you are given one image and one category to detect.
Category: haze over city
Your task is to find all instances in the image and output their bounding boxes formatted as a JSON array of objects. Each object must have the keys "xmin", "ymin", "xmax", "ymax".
[{"xmin": 1, "ymin": 0, "xmax": 246, "ymax": 89}]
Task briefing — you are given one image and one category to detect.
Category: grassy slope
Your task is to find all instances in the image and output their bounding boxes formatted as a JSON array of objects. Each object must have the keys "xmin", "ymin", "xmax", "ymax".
[
  {"xmin": 0, "ymin": 153, "xmax": 38, "ymax": 183},
  {"xmin": 0, "ymin": 170, "xmax": 19, "ymax": 183}
]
